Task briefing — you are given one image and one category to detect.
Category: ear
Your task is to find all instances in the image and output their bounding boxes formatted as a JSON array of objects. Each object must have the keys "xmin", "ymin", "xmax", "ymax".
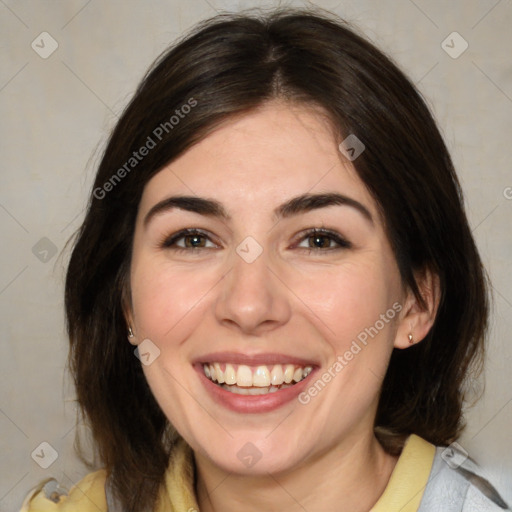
[
  {"xmin": 121, "ymin": 280, "xmax": 138, "ymax": 346},
  {"xmin": 394, "ymin": 267, "xmax": 441, "ymax": 349}
]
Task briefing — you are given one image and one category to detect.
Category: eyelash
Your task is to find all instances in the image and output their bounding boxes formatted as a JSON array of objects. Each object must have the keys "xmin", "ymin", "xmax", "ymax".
[{"xmin": 159, "ymin": 227, "xmax": 352, "ymax": 254}]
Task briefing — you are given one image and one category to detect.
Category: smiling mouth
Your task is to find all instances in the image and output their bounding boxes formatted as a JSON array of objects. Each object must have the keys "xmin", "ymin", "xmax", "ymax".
[{"xmin": 202, "ymin": 362, "xmax": 313, "ymax": 395}]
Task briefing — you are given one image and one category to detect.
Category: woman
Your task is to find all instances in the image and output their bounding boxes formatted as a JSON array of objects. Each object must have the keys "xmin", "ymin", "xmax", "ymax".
[{"xmin": 20, "ymin": 7, "xmax": 509, "ymax": 512}]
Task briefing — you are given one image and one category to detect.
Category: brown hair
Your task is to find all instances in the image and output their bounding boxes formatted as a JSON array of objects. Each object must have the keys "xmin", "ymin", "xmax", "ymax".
[{"xmin": 65, "ymin": 7, "xmax": 489, "ymax": 511}]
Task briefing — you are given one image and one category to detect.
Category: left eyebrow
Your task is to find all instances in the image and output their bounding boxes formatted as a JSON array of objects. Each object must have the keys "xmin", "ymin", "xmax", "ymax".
[
  {"xmin": 143, "ymin": 192, "xmax": 374, "ymax": 228},
  {"xmin": 274, "ymin": 192, "xmax": 374, "ymax": 225}
]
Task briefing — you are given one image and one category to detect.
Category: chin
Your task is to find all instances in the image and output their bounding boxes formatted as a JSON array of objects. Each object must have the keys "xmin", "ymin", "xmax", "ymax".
[{"xmin": 192, "ymin": 431, "xmax": 311, "ymax": 476}]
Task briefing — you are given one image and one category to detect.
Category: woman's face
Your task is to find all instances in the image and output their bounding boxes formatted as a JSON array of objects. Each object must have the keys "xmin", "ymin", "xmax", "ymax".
[{"xmin": 128, "ymin": 101, "xmax": 408, "ymax": 474}]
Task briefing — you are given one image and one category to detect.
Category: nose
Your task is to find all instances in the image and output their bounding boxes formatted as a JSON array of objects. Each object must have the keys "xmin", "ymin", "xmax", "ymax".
[{"xmin": 214, "ymin": 246, "xmax": 292, "ymax": 335}]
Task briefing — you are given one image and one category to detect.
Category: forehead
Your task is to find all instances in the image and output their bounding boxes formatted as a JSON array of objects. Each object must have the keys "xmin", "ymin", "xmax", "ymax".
[{"xmin": 138, "ymin": 101, "xmax": 378, "ymax": 222}]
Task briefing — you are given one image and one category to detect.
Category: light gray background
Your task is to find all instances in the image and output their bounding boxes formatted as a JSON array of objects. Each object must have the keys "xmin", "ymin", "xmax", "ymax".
[{"xmin": 1, "ymin": 0, "xmax": 511, "ymax": 510}]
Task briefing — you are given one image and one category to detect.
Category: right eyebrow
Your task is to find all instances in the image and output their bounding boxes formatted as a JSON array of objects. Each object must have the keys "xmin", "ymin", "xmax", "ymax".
[{"xmin": 143, "ymin": 196, "xmax": 230, "ymax": 228}]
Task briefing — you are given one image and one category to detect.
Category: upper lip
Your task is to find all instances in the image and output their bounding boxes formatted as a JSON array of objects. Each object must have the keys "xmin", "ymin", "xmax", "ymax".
[{"xmin": 192, "ymin": 351, "xmax": 318, "ymax": 367}]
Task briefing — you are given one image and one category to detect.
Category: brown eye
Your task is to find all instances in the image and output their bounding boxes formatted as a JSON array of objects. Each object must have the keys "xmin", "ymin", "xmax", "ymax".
[
  {"xmin": 161, "ymin": 229, "xmax": 217, "ymax": 251},
  {"xmin": 182, "ymin": 233, "xmax": 207, "ymax": 248},
  {"xmin": 296, "ymin": 228, "xmax": 351, "ymax": 251},
  {"xmin": 308, "ymin": 234, "xmax": 333, "ymax": 248}
]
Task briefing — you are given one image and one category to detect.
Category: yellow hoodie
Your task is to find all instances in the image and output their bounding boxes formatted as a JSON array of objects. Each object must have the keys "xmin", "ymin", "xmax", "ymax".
[{"xmin": 20, "ymin": 434, "xmax": 435, "ymax": 512}]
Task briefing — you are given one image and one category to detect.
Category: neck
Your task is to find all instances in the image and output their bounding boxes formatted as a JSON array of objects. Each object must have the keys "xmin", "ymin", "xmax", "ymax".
[{"xmin": 194, "ymin": 430, "xmax": 400, "ymax": 512}]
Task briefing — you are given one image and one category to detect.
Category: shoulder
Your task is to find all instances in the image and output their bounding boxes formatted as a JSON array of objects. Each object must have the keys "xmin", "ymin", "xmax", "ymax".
[
  {"xmin": 19, "ymin": 470, "xmax": 108, "ymax": 512},
  {"xmin": 418, "ymin": 441, "xmax": 510, "ymax": 512}
]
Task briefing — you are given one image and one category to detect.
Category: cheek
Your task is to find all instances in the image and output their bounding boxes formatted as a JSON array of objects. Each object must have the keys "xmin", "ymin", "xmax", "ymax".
[
  {"xmin": 292, "ymin": 259, "xmax": 400, "ymax": 435},
  {"xmin": 130, "ymin": 255, "xmax": 217, "ymax": 342},
  {"xmin": 129, "ymin": 257, "xmax": 217, "ymax": 431},
  {"xmin": 290, "ymin": 256, "xmax": 398, "ymax": 351}
]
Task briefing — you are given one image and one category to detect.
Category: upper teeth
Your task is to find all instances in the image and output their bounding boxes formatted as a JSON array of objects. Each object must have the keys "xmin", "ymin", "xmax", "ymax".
[{"xmin": 203, "ymin": 363, "xmax": 313, "ymax": 387}]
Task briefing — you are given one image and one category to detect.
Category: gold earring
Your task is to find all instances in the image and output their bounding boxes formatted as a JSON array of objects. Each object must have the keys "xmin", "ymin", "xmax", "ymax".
[{"xmin": 408, "ymin": 333, "xmax": 414, "ymax": 344}]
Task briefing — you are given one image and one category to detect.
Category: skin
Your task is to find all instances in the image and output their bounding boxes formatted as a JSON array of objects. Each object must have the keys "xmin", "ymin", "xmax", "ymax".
[{"xmin": 125, "ymin": 100, "xmax": 439, "ymax": 512}]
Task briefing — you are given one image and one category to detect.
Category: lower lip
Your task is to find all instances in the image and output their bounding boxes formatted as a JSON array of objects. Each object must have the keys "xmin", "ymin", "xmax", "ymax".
[{"xmin": 195, "ymin": 365, "xmax": 317, "ymax": 414}]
